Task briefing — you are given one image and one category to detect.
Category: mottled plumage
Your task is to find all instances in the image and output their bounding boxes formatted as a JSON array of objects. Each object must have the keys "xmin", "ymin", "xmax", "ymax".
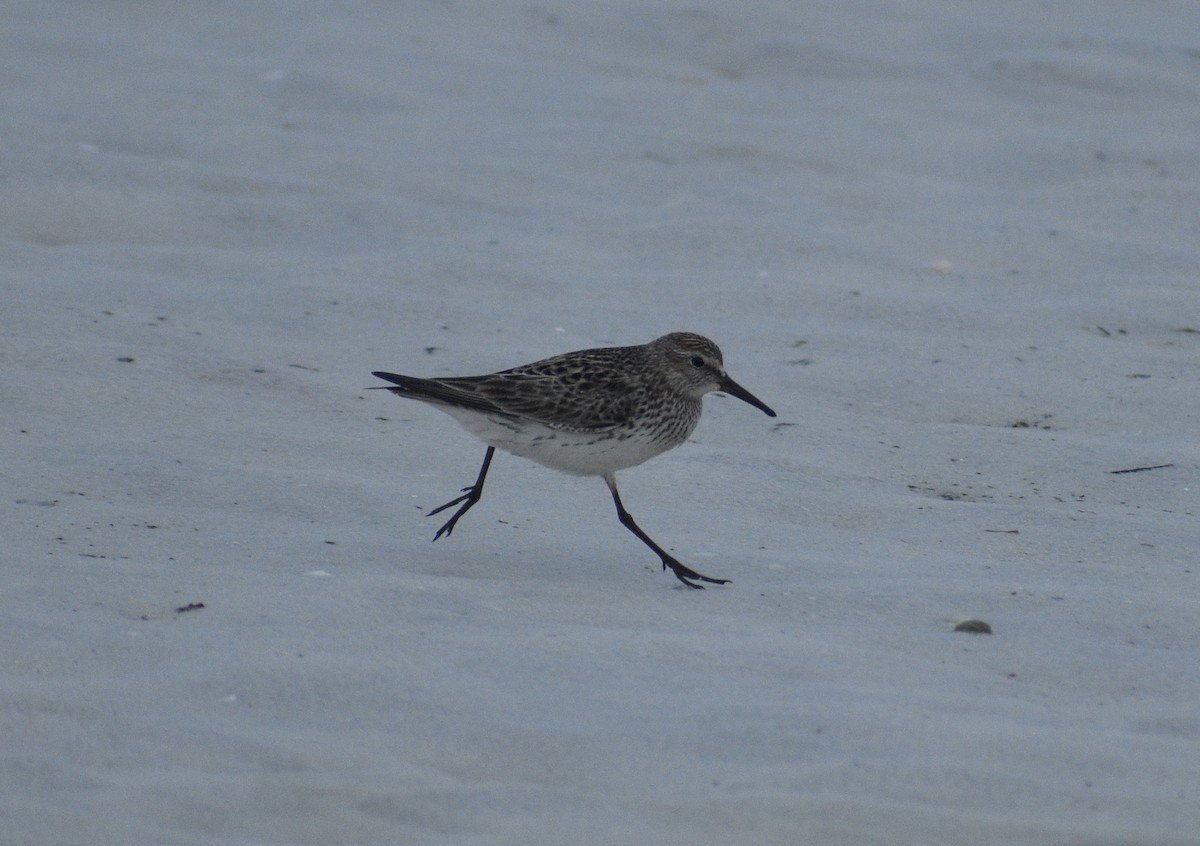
[{"xmin": 372, "ymin": 332, "xmax": 775, "ymax": 589}]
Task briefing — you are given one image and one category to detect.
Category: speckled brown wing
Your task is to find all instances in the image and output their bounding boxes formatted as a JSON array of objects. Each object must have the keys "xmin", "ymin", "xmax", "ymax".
[
  {"xmin": 373, "ymin": 345, "xmax": 643, "ymax": 433},
  {"xmin": 439, "ymin": 346, "xmax": 643, "ymax": 432}
]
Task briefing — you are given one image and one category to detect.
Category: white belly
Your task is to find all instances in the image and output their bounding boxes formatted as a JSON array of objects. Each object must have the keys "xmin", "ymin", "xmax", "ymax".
[{"xmin": 441, "ymin": 408, "xmax": 682, "ymax": 476}]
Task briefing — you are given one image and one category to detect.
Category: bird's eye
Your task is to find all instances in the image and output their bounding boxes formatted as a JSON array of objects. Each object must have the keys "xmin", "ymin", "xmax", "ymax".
[{"xmin": 690, "ymin": 356, "xmax": 705, "ymax": 368}]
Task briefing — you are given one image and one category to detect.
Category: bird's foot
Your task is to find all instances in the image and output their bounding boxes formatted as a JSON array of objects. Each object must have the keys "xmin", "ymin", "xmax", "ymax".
[
  {"xmin": 428, "ymin": 485, "xmax": 481, "ymax": 541},
  {"xmin": 662, "ymin": 557, "xmax": 729, "ymax": 590}
]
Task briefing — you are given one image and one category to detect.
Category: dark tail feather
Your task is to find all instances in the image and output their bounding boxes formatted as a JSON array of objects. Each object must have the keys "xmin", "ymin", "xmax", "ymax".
[
  {"xmin": 370, "ymin": 371, "xmax": 444, "ymax": 399},
  {"xmin": 371, "ymin": 371, "xmax": 416, "ymax": 388},
  {"xmin": 370, "ymin": 371, "xmax": 506, "ymax": 415}
]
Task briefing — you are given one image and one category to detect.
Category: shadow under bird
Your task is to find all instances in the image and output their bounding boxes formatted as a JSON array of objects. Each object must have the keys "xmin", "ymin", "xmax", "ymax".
[{"xmin": 371, "ymin": 332, "xmax": 776, "ymax": 588}]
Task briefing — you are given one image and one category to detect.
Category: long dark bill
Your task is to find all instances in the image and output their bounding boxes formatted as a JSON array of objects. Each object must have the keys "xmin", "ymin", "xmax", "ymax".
[{"xmin": 719, "ymin": 376, "xmax": 777, "ymax": 417}]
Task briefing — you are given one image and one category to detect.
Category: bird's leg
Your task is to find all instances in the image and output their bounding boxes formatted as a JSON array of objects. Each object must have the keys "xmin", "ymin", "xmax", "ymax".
[
  {"xmin": 428, "ymin": 446, "xmax": 495, "ymax": 541},
  {"xmin": 603, "ymin": 474, "xmax": 729, "ymax": 589}
]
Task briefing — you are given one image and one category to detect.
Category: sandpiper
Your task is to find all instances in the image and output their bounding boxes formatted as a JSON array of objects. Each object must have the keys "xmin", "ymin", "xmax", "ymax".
[{"xmin": 372, "ymin": 332, "xmax": 776, "ymax": 588}]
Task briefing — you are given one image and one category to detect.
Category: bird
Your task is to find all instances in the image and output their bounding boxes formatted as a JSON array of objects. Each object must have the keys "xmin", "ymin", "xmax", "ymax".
[{"xmin": 371, "ymin": 332, "xmax": 776, "ymax": 588}]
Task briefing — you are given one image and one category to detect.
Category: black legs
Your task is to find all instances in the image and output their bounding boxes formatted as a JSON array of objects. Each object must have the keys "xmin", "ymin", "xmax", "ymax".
[
  {"xmin": 428, "ymin": 446, "xmax": 495, "ymax": 541},
  {"xmin": 603, "ymin": 473, "xmax": 729, "ymax": 590},
  {"xmin": 427, "ymin": 455, "xmax": 729, "ymax": 589}
]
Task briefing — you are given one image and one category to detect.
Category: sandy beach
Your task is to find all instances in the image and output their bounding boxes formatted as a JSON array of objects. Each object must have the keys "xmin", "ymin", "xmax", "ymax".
[{"xmin": 3, "ymin": 2, "xmax": 1198, "ymax": 843}]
